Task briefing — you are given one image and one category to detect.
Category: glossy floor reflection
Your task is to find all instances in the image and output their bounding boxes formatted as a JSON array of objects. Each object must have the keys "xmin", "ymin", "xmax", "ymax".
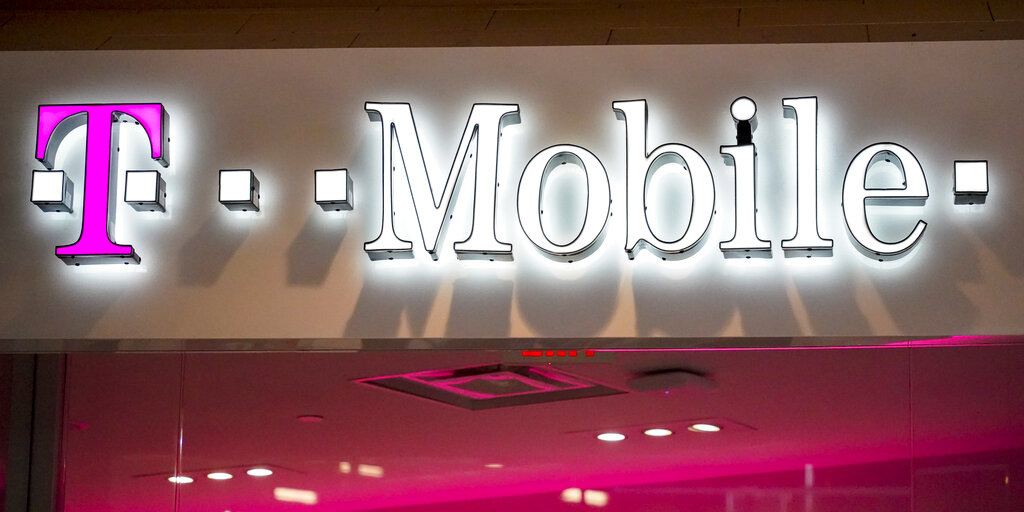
[{"xmin": 61, "ymin": 345, "xmax": 1024, "ymax": 512}]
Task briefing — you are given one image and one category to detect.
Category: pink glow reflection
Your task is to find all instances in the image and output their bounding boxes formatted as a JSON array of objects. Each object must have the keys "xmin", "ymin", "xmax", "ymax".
[
  {"xmin": 594, "ymin": 335, "xmax": 1016, "ymax": 353},
  {"xmin": 405, "ymin": 366, "xmax": 591, "ymax": 400},
  {"xmin": 60, "ymin": 346, "xmax": 1024, "ymax": 512}
]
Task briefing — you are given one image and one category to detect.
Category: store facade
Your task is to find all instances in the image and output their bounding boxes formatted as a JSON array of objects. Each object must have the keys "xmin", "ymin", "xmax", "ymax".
[{"xmin": 2, "ymin": 3, "xmax": 1024, "ymax": 511}]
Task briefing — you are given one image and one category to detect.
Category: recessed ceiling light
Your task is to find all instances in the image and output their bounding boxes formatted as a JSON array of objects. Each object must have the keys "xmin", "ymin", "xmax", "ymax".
[
  {"xmin": 643, "ymin": 428, "xmax": 673, "ymax": 437},
  {"xmin": 688, "ymin": 423, "xmax": 722, "ymax": 433},
  {"xmin": 596, "ymin": 432, "xmax": 626, "ymax": 442},
  {"xmin": 357, "ymin": 464, "xmax": 384, "ymax": 478},
  {"xmin": 583, "ymin": 489, "xmax": 609, "ymax": 507},
  {"xmin": 296, "ymin": 415, "xmax": 323, "ymax": 423},
  {"xmin": 274, "ymin": 487, "xmax": 318, "ymax": 505},
  {"xmin": 484, "ymin": 463, "xmax": 504, "ymax": 469},
  {"xmin": 168, "ymin": 476, "xmax": 193, "ymax": 484},
  {"xmin": 246, "ymin": 468, "xmax": 273, "ymax": 477},
  {"xmin": 207, "ymin": 472, "xmax": 234, "ymax": 480},
  {"xmin": 561, "ymin": 488, "xmax": 583, "ymax": 503}
]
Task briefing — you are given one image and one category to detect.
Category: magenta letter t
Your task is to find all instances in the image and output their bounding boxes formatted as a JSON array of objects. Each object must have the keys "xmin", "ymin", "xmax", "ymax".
[{"xmin": 36, "ymin": 104, "xmax": 169, "ymax": 264}]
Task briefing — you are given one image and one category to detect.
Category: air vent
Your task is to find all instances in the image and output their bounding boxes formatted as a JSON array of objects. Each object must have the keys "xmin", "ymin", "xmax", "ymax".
[{"xmin": 356, "ymin": 364, "xmax": 623, "ymax": 410}]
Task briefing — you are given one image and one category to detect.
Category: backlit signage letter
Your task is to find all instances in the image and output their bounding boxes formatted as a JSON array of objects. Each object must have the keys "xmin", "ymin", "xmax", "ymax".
[
  {"xmin": 842, "ymin": 143, "xmax": 929, "ymax": 257},
  {"xmin": 364, "ymin": 102, "xmax": 520, "ymax": 260},
  {"xmin": 781, "ymin": 97, "xmax": 833, "ymax": 254},
  {"xmin": 720, "ymin": 97, "xmax": 770, "ymax": 255},
  {"xmin": 517, "ymin": 145, "xmax": 610, "ymax": 260},
  {"xmin": 35, "ymin": 103, "xmax": 169, "ymax": 264},
  {"xmin": 612, "ymin": 100, "xmax": 715, "ymax": 259}
]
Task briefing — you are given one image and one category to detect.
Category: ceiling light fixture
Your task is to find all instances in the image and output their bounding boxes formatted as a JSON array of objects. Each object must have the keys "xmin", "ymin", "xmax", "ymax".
[
  {"xmin": 168, "ymin": 476, "xmax": 193, "ymax": 484},
  {"xmin": 357, "ymin": 464, "xmax": 384, "ymax": 478},
  {"xmin": 596, "ymin": 432, "xmax": 626, "ymax": 442},
  {"xmin": 274, "ymin": 487, "xmax": 318, "ymax": 505},
  {"xmin": 246, "ymin": 468, "xmax": 273, "ymax": 477},
  {"xmin": 561, "ymin": 488, "xmax": 583, "ymax": 503},
  {"xmin": 207, "ymin": 472, "xmax": 234, "ymax": 480},
  {"xmin": 643, "ymin": 428, "xmax": 673, "ymax": 437},
  {"xmin": 484, "ymin": 463, "xmax": 504, "ymax": 469},
  {"xmin": 688, "ymin": 423, "xmax": 722, "ymax": 433},
  {"xmin": 583, "ymin": 489, "xmax": 609, "ymax": 507}
]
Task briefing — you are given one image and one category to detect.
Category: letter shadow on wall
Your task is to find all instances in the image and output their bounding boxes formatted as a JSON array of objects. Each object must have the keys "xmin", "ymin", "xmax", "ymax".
[
  {"xmin": 177, "ymin": 215, "xmax": 250, "ymax": 286},
  {"xmin": 286, "ymin": 211, "xmax": 347, "ymax": 286},
  {"xmin": 1, "ymin": 274, "xmax": 128, "ymax": 338},
  {"xmin": 632, "ymin": 269, "xmax": 810, "ymax": 339},
  {"xmin": 862, "ymin": 237, "xmax": 980, "ymax": 335},
  {"xmin": 343, "ymin": 275, "xmax": 441, "ymax": 338},
  {"xmin": 445, "ymin": 277, "xmax": 513, "ymax": 338},
  {"xmin": 917, "ymin": 200, "xmax": 1024, "ymax": 333},
  {"xmin": 514, "ymin": 256, "xmax": 621, "ymax": 337}
]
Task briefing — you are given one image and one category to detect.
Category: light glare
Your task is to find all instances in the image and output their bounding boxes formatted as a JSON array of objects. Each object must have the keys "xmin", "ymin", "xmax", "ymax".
[
  {"xmin": 357, "ymin": 464, "xmax": 384, "ymax": 478},
  {"xmin": 688, "ymin": 423, "xmax": 722, "ymax": 433},
  {"xmin": 596, "ymin": 432, "xmax": 625, "ymax": 442},
  {"xmin": 583, "ymin": 489, "xmax": 609, "ymax": 507},
  {"xmin": 643, "ymin": 428, "xmax": 673, "ymax": 437},
  {"xmin": 561, "ymin": 488, "xmax": 582, "ymax": 503},
  {"xmin": 274, "ymin": 487, "xmax": 318, "ymax": 505}
]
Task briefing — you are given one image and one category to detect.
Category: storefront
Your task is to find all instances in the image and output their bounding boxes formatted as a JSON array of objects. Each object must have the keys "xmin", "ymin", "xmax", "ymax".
[{"xmin": 2, "ymin": 2, "xmax": 1024, "ymax": 511}]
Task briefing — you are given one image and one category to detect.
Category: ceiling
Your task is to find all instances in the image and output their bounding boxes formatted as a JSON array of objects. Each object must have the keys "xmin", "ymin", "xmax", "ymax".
[{"xmin": 56, "ymin": 340, "xmax": 1024, "ymax": 512}]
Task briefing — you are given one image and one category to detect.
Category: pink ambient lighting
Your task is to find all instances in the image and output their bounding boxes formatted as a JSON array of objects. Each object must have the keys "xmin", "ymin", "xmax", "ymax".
[
  {"xmin": 592, "ymin": 336, "xmax": 1011, "ymax": 353},
  {"xmin": 356, "ymin": 364, "xmax": 623, "ymax": 410},
  {"xmin": 35, "ymin": 103, "xmax": 168, "ymax": 264},
  {"xmin": 406, "ymin": 367, "xmax": 592, "ymax": 401}
]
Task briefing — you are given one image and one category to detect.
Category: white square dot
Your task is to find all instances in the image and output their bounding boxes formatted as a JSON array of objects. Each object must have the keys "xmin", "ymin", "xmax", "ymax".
[
  {"xmin": 954, "ymin": 161, "xmax": 988, "ymax": 195},
  {"xmin": 315, "ymin": 169, "xmax": 349, "ymax": 203},
  {"xmin": 220, "ymin": 170, "xmax": 254, "ymax": 202},
  {"xmin": 32, "ymin": 170, "xmax": 66, "ymax": 202},
  {"xmin": 124, "ymin": 170, "xmax": 160, "ymax": 202}
]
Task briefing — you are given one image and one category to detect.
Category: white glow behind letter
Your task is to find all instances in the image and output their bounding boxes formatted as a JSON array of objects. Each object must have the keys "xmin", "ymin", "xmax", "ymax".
[
  {"xmin": 781, "ymin": 97, "xmax": 833, "ymax": 252},
  {"xmin": 842, "ymin": 143, "xmax": 928, "ymax": 257},
  {"xmin": 517, "ymin": 145, "xmax": 610, "ymax": 259},
  {"xmin": 364, "ymin": 102, "xmax": 519, "ymax": 260},
  {"xmin": 720, "ymin": 145, "xmax": 770, "ymax": 253},
  {"xmin": 613, "ymin": 100, "xmax": 715, "ymax": 258}
]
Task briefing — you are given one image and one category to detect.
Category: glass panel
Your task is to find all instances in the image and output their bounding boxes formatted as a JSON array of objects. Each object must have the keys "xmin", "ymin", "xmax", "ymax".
[
  {"xmin": 0, "ymin": 355, "xmax": 12, "ymax": 512},
  {"xmin": 175, "ymin": 348, "xmax": 914, "ymax": 512},
  {"xmin": 910, "ymin": 344, "xmax": 1024, "ymax": 511},
  {"xmin": 61, "ymin": 354, "xmax": 182, "ymax": 512},
  {"xmin": 58, "ymin": 344, "xmax": 1024, "ymax": 512}
]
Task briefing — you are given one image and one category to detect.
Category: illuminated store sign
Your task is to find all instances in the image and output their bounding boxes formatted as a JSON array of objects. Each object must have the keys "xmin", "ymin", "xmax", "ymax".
[{"xmin": 32, "ymin": 96, "xmax": 988, "ymax": 265}]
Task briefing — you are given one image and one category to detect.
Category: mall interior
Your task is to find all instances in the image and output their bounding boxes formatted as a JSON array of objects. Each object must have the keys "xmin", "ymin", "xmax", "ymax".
[{"xmin": 3, "ymin": 1, "xmax": 1024, "ymax": 512}]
